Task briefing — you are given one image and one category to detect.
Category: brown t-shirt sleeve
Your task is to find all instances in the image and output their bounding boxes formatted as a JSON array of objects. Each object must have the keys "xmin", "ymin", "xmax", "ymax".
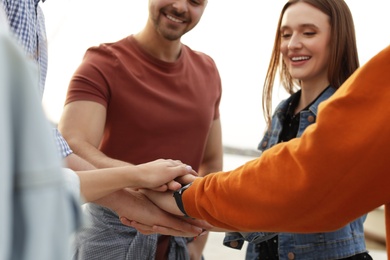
[{"xmin": 65, "ymin": 45, "xmax": 116, "ymax": 108}]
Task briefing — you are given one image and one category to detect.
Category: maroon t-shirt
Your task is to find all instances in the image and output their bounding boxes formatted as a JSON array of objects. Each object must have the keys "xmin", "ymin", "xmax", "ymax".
[{"xmin": 65, "ymin": 35, "xmax": 222, "ymax": 171}]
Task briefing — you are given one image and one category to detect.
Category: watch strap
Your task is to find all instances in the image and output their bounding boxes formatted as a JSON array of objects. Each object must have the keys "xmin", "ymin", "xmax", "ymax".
[{"xmin": 173, "ymin": 183, "xmax": 192, "ymax": 218}]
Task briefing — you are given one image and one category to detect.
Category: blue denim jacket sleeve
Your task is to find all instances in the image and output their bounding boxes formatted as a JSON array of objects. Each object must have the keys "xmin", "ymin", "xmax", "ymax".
[{"xmin": 223, "ymin": 232, "xmax": 278, "ymax": 250}]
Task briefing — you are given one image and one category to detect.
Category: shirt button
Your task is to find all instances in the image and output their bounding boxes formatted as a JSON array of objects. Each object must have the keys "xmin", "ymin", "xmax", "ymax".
[
  {"xmin": 229, "ymin": 241, "xmax": 239, "ymax": 248},
  {"xmin": 288, "ymin": 252, "xmax": 295, "ymax": 259},
  {"xmin": 307, "ymin": 115, "xmax": 315, "ymax": 123},
  {"xmin": 261, "ymin": 141, "xmax": 268, "ymax": 148}
]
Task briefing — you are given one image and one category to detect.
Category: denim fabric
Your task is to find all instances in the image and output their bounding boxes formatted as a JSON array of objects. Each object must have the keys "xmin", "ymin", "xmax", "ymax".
[
  {"xmin": 224, "ymin": 232, "xmax": 278, "ymax": 249},
  {"xmin": 0, "ymin": 23, "xmax": 81, "ymax": 259},
  {"xmin": 224, "ymin": 87, "xmax": 369, "ymax": 259},
  {"xmin": 258, "ymin": 87, "xmax": 335, "ymax": 151}
]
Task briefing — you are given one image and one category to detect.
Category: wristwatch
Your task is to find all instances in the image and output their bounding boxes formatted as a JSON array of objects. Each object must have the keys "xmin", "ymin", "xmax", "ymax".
[{"xmin": 173, "ymin": 183, "xmax": 193, "ymax": 218}]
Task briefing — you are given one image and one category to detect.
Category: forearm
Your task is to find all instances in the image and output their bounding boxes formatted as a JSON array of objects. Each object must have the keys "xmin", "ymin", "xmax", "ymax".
[
  {"xmin": 198, "ymin": 159, "xmax": 222, "ymax": 177},
  {"xmin": 198, "ymin": 118, "xmax": 223, "ymax": 177},
  {"xmin": 67, "ymin": 138, "xmax": 130, "ymax": 168},
  {"xmin": 184, "ymin": 144, "xmax": 385, "ymax": 233},
  {"xmin": 77, "ymin": 167, "xmax": 136, "ymax": 202},
  {"xmin": 197, "ymin": 145, "xmax": 223, "ymax": 177},
  {"xmin": 78, "ymin": 160, "xmax": 196, "ymax": 202},
  {"xmin": 92, "ymin": 188, "xmax": 131, "ymax": 212},
  {"xmin": 64, "ymin": 153, "xmax": 96, "ymax": 171}
]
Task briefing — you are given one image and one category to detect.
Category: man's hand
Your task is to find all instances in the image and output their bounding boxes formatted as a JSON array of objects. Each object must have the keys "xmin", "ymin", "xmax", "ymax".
[
  {"xmin": 119, "ymin": 188, "xmax": 213, "ymax": 236},
  {"xmin": 121, "ymin": 216, "xmax": 212, "ymax": 237},
  {"xmin": 94, "ymin": 188, "xmax": 205, "ymax": 237}
]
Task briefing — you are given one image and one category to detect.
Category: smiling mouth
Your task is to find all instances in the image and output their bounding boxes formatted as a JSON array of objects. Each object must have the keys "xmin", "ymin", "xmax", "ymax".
[
  {"xmin": 291, "ymin": 56, "xmax": 310, "ymax": 61},
  {"xmin": 166, "ymin": 14, "xmax": 184, "ymax": 24}
]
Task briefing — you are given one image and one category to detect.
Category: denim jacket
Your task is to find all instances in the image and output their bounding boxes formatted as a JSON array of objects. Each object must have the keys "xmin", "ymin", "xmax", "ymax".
[{"xmin": 224, "ymin": 87, "xmax": 368, "ymax": 259}]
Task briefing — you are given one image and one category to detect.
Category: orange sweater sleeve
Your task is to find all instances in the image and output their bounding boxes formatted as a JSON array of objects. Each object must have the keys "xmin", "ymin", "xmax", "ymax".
[{"xmin": 183, "ymin": 45, "xmax": 390, "ymax": 244}]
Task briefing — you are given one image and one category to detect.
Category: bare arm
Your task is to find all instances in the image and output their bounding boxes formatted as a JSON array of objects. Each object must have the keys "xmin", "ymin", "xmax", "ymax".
[
  {"xmin": 76, "ymin": 159, "xmax": 196, "ymax": 202},
  {"xmin": 197, "ymin": 118, "xmax": 224, "ymax": 178},
  {"xmin": 188, "ymin": 118, "xmax": 223, "ymax": 260},
  {"xmin": 59, "ymin": 100, "xmax": 128, "ymax": 168},
  {"xmin": 64, "ymin": 153, "xmax": 96, "ymax": 171}
]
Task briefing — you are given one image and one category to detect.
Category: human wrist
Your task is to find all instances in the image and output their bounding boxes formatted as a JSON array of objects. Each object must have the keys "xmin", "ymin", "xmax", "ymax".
[
  {"xmin": 173, "ymin": 183, "xmax": 193, "ymax": 217},
  {"xmin": 127, "ymin": 165, "xmax": 144, "ymax": 188}
]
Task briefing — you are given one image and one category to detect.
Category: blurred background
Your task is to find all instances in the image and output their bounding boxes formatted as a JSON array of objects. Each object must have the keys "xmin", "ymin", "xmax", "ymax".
[{"xmin": 41, "ymin": 1, "xmax": 388, "ymax": 258}]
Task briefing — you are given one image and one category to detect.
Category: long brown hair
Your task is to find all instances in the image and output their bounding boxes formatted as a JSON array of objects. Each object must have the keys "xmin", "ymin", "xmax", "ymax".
[{"xmin": 262, "ymin": 0, "xmax": 359, "ymax": 129}]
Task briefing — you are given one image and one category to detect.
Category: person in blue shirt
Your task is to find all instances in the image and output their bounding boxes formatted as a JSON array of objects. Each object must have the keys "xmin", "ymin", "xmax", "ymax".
[{"xmin": 223, "ymin": 0, "xmax": 372, "ymax": 259}]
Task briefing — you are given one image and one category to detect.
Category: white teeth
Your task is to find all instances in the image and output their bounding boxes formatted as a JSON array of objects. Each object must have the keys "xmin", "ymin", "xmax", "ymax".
[
  {"xmin": 291, "ymin": 56, "xmax": 310, "ymax": 61},
  {"xmin": 166, "ymin": 15, "xmax": 183, "ymax": 23}
]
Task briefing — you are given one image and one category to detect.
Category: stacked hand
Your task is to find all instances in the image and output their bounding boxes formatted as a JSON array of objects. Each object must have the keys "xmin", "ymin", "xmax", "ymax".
[
  {"xmin": 130, "ymin": 159, "xmax": 196, "ymax": 191},
  {"xmin": 116, "ymin": 161, "xmax": 213, "ymax": 237}
]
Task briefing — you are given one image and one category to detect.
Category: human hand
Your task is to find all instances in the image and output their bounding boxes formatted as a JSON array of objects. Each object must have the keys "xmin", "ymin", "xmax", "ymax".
[
  {"xmin": 134, "ymin": 159, "xmax": 197, "ymax": 191},
  {"xmin": 98, "ymin": 188, "xmax": 204, "ymax": 237},
  {"xmin": 140, "ymin": 188, "xmax": 184, "ymax": 216},
  {"xmin": 120, "ymin": 216, "xmax": 212, "ymax": 237},
  {"xmin": 187, "ymin": 236, "xmax": 209, "ymax": 260}
]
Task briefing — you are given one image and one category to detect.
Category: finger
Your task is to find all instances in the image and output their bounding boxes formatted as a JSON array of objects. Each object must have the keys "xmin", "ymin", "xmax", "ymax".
[
  {"xmin": 135, "ymin": 228, "xmax": 155, "ymax": 235},
  {"xmin": 184, "ymin": 165, "xmax": 197, "ymax": 175},
  {"xmin": 121, "ymin": 214, "xmax": 203, "ymax": 237},
  {"xmin": 150, "ymin": 185, "xmax": 169, "ymax": 192},
  {"xmin": 129, "ymin": 220, "xmax": 156, "ymax": 234},
  {"xmin": 175, "ymin": 174, "xmax": 197, "ymax": 185},
  {"xmin": 170, "ymin": 163, "xmax": 197, "ymax": 176},
  {"xmin": 151, "ymin": 225, "xmax": 198, "ymax": 237},
  {"xmin": 119, "ymin": 217, "xmax": 132, "ymax": 227},
  {"xmin": 163, "ymin": 159, "xmax": 183, "ymax": 167},
  {"xmin": 166, "ymin": 180, "xmax": 182, "ymax": 191},
  {"xmin": 128, "ymin": 220, "xmax": 196, "ymax": 237},
  {"xmin": 120, "ymin": 218, "xmax": 158, "ymax": 235},
  {"xmin": 183, "ymin": 218, "xmax": 214, "ymax": 230}
]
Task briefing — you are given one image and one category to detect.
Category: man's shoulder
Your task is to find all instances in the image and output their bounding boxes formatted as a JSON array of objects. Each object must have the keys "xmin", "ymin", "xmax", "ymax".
[
  {"xmin": 183, "ymin": 44, "xmax": 211, "ymax": 58},
  {"xmin": 83, "ymin": 36, "xmax": 131, "ymax": 58},
  {"xmin": 91, "ymin": 36, "xmax": 130, "ymax": 50},
  {"xmin": 183, "ymin": 44, "xmax": 217, "ymax": 67}
]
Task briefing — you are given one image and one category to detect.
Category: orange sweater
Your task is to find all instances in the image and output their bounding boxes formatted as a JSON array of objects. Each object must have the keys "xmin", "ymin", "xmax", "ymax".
[{"xmin": 183, "ymin": 45, "xmax": 390, "ymax": 257}]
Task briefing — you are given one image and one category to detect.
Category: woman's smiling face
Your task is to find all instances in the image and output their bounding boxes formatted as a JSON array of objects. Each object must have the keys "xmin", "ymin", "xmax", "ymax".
[{"xmin": 280, "ymin": 2, "xmax": 331, "ymax": 87}]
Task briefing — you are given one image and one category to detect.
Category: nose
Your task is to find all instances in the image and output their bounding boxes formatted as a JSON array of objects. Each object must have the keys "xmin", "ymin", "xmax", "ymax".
[
  {"xmin": 288, "ymin": 34, "xmax": 303, "ymax": 50},
  {"xmin": 172, "ymin": 0, "xmax": 189, "ymax": 13}
]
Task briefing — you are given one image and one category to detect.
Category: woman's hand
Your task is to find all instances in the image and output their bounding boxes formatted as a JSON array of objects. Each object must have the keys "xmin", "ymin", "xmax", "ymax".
[{"xmin": 134, "ymin": 159, "xmax": 197, "ymax": 191}]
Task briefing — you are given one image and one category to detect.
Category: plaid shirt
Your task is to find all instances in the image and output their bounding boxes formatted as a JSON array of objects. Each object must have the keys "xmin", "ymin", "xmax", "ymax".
[
  {"xmin": 73, "ymin": 204, "xmax": 191, "ymax": 260},
  {"xmin": 2, "ymin": 0, "xmax": 47, "ymax": 96},
  {"xmin": 2, "ymin": 0, "xmax": 72, "ymax": 158}
]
